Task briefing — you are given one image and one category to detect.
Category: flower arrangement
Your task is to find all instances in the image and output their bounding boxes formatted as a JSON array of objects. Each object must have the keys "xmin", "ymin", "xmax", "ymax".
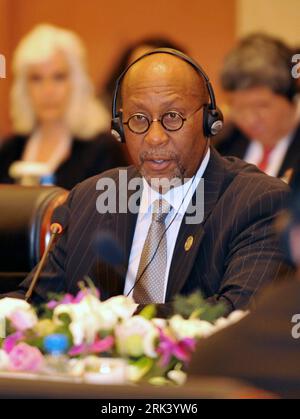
[{"xmin": 0, "ymin": 283, "xmax": 247, "ymax": 385}]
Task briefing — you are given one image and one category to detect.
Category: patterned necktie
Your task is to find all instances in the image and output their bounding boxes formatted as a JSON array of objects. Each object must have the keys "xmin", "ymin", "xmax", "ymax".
[{"xmin": 133, "ymin": 198, "xmax": 171, "ymax": 304}]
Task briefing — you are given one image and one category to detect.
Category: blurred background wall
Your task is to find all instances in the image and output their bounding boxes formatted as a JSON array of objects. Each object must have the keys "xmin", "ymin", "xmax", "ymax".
[
  {"xmin": 237, "ymin": 0, "xmax": 300, "ymax": 44},
  {"xmin": 0, "ymin": 0, "xmax": 299, "ymax": 138}
]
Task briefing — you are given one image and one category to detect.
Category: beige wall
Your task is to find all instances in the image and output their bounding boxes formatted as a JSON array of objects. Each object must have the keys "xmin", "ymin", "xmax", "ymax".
[
  {"xmin": 237, "ymin": 0, "xmax": 300, "ymax": 45},
  {"xmin": 0, "ymin": 0, "xmax": 13, "ymax": 137}
]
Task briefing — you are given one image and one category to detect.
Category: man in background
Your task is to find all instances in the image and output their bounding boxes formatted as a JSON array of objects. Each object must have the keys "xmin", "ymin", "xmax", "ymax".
[{"xmin": 215, "ymin": 34, "xmax": 300, "ymax": 179}]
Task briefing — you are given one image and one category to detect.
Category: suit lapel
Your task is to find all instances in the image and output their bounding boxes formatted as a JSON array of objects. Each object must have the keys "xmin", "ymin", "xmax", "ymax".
[
  {"xmin": 166, "ymin": 148, "xmax": 227, "ymax": 300},
  {"xmin": 116, "ymin": 167, "xmax": 143, "ymax": 274}
]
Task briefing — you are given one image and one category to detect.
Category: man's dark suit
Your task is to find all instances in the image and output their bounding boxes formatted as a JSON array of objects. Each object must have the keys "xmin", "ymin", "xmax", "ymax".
[
  {"xmin": 8, "ymin": 148, "xmax": 291, "ymax": 313},
  {"xmin": 188, "ymin": 277, "xmax": 300, "ymax": 399},
  {"xmin": 214, "ymin": 123, "xmax": 300, "ymax": 178}
]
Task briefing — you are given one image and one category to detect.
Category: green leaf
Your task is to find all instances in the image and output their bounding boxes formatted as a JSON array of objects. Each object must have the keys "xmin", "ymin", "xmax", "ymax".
[
  {"xmin": 128, "ymin": 356, "xmax": 154, "ymax": 382},
  {"xmin": 83, "ymin": 276, "xmax": 99, "ymax": 297},
  {"xmin": 199, "ymin": 303, "xmax": 227, "ymax": 323},
  {"xmin": 173, "ymin": 291, "xmax": 226, "ymax": 322},
  {"xmin": 56, "ymin": 313, "xmax": 72, "ymax": 327},
  {"xmin": 139, "ymin": 304, "xmax": 156, "ymax": 320},
  {"xmin": 148, "ymin": 376, "xmax": 172, "ymax": 386}
]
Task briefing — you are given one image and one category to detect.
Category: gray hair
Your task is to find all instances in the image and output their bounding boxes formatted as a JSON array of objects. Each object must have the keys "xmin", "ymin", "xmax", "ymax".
[
  {"xmin": 11, "ymin": 24, "xmax": 110, "ymax": 139},
  {"xmin": 220, "ymin": 33, "xmax": 297, "ymax": 100}
]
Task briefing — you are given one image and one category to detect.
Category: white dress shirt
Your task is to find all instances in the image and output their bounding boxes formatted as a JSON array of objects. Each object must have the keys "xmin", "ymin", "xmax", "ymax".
[
  {"xmin": 244, "ymin": 134, "xmax": 293, "ymax": 177},
  {"xmin": 124, "ymin": 148, "xmax": 210, "ymax": 301}
]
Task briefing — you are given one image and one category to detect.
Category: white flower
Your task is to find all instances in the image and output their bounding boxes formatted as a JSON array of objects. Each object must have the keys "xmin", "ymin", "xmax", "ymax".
[
  {"xmin": 101, "ymin": 296, "xmax": 138, "ymax": 322},
  {"xmin": 115, "ymin": 316, "xmax": 159, "ymax": 358},
  {"xmin": 0, "ymin": 298, "xmax": 37, "ymax": 332},
  {"xmin": 9, "ymin": 309, "xmax": 38, "ymax": 331},
  {"xmin": 0, "ymin": 350, "xmax": 10, "ymax": 370},
  {"xmin": 212, "ymin": 310, "xmax": 249, "ymax": 334},
  {"xmin": 152, "ymin": 318, "xmax": 167, "ymax": 329},
  {"xmin": 0, "ymin": 298, "xmax": 31, "ymax": 319},
  {"xmin": 169, "ymin": 315, "xmax": 215, "ymax": 340},
  {"xmin": 53, "ymin": 294, "xmax": 137, "ymax": 346},
  {"xmin": 228, "ymin": 310, "xmax": 249, "ymax": 323},
  {"xmin": 54, "ymin": 294, "xmax": 107, "ymax": 345},
  {"xmin": 167, "ymin": 369, "xmax": 187, "ymax": 386}
]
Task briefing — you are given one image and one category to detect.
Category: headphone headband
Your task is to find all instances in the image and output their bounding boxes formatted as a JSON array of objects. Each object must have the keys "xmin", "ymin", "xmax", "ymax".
[{"xmin": 111, "ymin": 48, "xmax": 223, "ymax": 142}]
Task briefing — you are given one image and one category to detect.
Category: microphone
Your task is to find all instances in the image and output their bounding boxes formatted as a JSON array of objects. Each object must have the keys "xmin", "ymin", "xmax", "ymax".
[{"xmin": 25, "ymin": 205, "xmax": 70, "ymax": 302}]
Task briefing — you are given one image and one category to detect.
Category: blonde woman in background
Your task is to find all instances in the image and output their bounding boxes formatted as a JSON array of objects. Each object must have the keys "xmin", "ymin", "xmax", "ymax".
[{"xmin": 0, "ymin": 24, "xmax": 128, "ymax": 189}]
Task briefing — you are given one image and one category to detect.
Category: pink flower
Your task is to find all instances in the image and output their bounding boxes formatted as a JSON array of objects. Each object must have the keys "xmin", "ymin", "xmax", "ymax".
[
  {"xmin": 46, "ymin": 289, "xmax": 100, "ymax": 310},
  {"xmin": 68, "ymin": 335, "xmax": 114, "ymax": 357},
  {"xmin": 9, "ymin": 343, "xmax": 44, "ymax": 372},
  {"xmin": 90, "ymin": 335, "xmax": 114, "ymax": 353},
  {"xmin": 3, "ymin": 331, "xmax": 24, "ymax": 353},
  {"xmin": 10, "ymin": 310, "xmax": 37, "ymax": 331},
  {"xmin": 46, "ymin": 294, "xmax": 74, "ymax": 310},
  {"xmin": 46, "ymin": 300, "xmax": 58, "ymax": 310},
  {"xmin": 73, "ymin": 288, "xmax": 100, "ymax": 304},
  {"xmin": 157, "ymin": 330, "xmax": 196, "ymax": 367}
]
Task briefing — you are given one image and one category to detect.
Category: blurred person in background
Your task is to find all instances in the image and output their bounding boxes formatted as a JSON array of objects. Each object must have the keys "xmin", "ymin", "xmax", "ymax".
[
  {"xmin": 100, "ymin": 36, "xmax": 186, "ymax": 112},
  {"xmin": 214, "ymin": 34, "xmax": 300, "ymax": 179},
  {"xmin": 0, "ymin": 24, "xmax": 128, "ymax": 189}
]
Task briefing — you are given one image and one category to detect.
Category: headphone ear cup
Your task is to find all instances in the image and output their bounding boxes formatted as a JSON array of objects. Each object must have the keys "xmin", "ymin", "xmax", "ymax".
[
  {"xmin": 202, "ymin": 105, "xmax": 224, "ymax": 138},
  {"xmin": 111, "ymin": 111, "xmax": 125, "ymax": 143}
]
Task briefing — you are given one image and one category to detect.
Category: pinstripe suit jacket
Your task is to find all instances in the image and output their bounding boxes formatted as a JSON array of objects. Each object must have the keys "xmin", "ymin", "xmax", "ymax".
[{"xmin": 14, "ymin": 148, "xmax": 291, "ymax": 313}]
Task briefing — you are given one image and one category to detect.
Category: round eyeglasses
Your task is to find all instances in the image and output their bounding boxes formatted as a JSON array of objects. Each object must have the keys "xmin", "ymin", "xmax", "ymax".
[{"xmin": 123, "ymin": 105, "xmax": 204, "ymax": 134}]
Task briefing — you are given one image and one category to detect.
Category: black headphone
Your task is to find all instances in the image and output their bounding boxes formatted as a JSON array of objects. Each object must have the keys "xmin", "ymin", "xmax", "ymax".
[{"xmin": 111, "ymin": 48, "xmax": 224, "ymax": 143}]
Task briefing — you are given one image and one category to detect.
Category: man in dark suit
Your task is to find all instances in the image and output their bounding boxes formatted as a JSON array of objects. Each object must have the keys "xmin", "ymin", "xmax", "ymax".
[
  {"xmin": 188, "ymin": 193, "xmax": 300, "ymax": 399},
  {"xmin": 215, "ymin": 34, "xmax": 300, "ymax": 178},
  {"xmin": 3, "ymin": 49, "xmax": 291, "ymax": 316}
]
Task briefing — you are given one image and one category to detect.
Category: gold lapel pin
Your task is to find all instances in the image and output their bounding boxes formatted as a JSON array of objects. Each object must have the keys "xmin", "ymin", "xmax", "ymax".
[{"xmin": 184, "ymin": 236, "xmax": 194, "ymax": 251}]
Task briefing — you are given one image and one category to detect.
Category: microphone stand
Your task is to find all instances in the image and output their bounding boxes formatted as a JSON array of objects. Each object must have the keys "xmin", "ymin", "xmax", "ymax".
[{"xmin": 25, "ymin": 223, "xmax": 62, "ymax": 302}]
